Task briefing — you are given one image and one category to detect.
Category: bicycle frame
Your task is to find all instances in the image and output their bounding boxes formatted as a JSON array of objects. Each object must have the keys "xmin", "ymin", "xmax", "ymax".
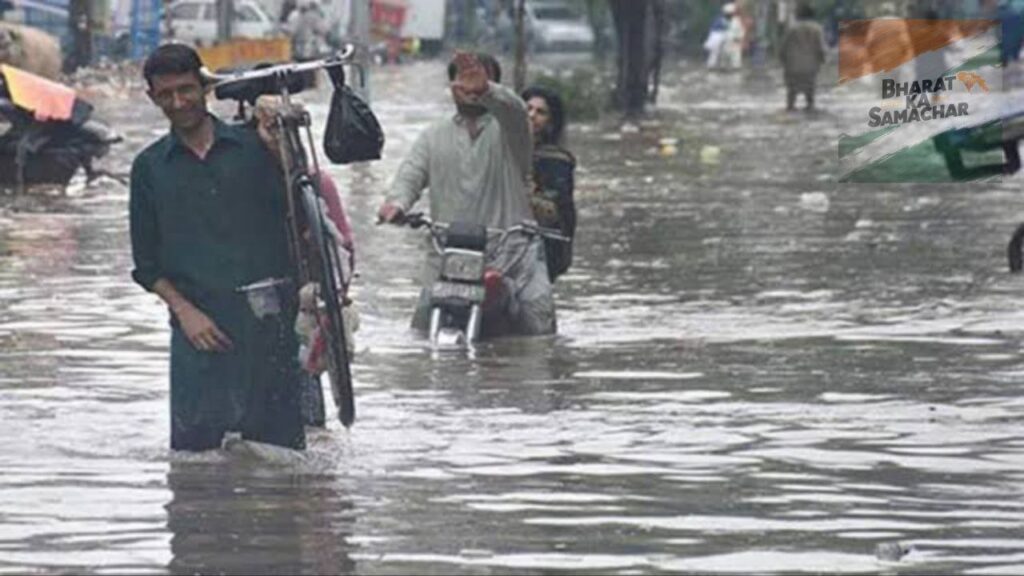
[{"xmin": 205, "ymin": 49, "xmax": 360, "ymax": 426}]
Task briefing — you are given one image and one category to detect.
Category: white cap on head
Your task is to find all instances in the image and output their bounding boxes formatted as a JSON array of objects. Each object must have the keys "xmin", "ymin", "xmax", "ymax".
[{"xmin": 723, "ymin": 3, "xmax": 736, "ymax": 15}]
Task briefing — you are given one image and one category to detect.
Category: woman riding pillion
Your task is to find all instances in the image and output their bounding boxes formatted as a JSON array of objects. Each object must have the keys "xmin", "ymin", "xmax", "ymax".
[
  {"xmin": 523, "ymin": 86, "xmax": 576, "ymax": 283},
  {"xmin": 378, "ymin": 52, "xmax": 557, "ymax": 338}
]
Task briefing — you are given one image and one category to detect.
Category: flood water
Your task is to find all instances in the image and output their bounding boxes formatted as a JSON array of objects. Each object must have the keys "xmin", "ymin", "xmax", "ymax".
[{"xmin": 2, "ymin": 58, "xmax": 1024, "ymax": 575}]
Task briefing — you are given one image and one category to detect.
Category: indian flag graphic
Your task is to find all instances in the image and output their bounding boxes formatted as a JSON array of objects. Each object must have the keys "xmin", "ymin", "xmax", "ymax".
[{"xmin": 837, "ymin": 19, "xmax": 1015, "ymax": 182}]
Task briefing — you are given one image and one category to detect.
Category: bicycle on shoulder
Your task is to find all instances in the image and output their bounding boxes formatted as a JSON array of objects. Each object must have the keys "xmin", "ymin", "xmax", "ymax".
[{"xmin": 203, "ymin": 48, "xmax": 359, "ymax": 427}]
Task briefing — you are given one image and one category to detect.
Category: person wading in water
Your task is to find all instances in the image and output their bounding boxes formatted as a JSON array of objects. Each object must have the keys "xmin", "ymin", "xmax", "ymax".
[{"xmin": 129, "ymin": 44, "xmax": 306, "ymax": 451}]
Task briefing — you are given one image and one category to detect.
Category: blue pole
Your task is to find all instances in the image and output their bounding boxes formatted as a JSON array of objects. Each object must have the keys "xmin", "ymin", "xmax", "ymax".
[{"xmin": 130, "ymin": 0, "xmax": 161, "ymax": 59}]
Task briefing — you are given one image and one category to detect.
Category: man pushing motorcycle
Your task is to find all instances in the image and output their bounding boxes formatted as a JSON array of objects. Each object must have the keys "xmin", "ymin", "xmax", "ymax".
[{"xmin": 377, "ymin": 51, "xmax": 556, "ymax": 337}]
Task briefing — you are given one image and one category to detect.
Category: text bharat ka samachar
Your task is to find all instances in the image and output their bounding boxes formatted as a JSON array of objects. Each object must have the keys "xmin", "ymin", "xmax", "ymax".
[{"xmin": 837, "ymin": 19, "xmax": 1008, "ymax": 183}]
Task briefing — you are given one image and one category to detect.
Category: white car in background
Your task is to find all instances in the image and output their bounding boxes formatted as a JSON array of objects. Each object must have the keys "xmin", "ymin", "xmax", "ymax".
[
  {"xmin": 526, "ymin": 0, "xmax": 594, "ymax": 52},
  {"xmin": 163, "ymin": 0, "xmax": 278, "ymax": 47}
]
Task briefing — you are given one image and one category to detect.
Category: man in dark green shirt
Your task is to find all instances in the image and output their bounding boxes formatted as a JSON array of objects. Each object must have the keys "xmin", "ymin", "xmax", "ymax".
[{"xmin": 130, "ymin": 44, "xmax": 304, "ymax": 451}]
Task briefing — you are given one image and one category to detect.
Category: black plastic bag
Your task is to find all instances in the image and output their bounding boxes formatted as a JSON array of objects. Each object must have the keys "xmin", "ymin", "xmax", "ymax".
[{"xmin": 323, "ymin": 66, "xmax": 384, "ymax": 164}]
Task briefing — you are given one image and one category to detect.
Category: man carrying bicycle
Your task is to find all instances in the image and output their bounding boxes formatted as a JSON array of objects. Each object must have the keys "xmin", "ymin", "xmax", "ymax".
[
  {"xmin": 377, "ymin": 52, "xmax": 557, "ymax": 337},
  {"xmin": 129, "ymin": 44, "xmax": 306, "ymax": 451}
]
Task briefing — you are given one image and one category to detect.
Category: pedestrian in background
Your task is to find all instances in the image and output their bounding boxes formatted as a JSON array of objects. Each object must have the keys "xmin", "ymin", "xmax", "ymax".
[
  {"xmin": 913, "ymin": 10, "xmax": 951, "ymax": 87},
  {"xmin": 780, "ymin": 3, "xmax": 827, "ymax": 111},
  {"xmin": 285, "ymin": 0, "xmax": 329, "ymax": 60},
  {"xmin": 721, "ymin": 3, "xmax": 746, "ymax": 70},
  {"xmin": 703, "ymin": 6, "xmax": 729, "ymax": 70},
  {"xmin": 998, "ymin": 1, "xmax": 1024, "ymax": 67}
]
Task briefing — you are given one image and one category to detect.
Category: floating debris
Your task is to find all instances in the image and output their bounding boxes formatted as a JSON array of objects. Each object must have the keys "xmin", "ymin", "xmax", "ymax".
[
  {"xmin": 658, "ymin": 137, "xmax": 680, "ymax": 157},
  {"xmin": 799, "ymin": 191, "xmax": 830, "ymax": 213},
  {"xmin": 875, "ymin": 541, "xmax": 913, "ymax": 562},
  {"xmin": 700, "ymin": 145, "xmax": 721, "ymax": 165}
]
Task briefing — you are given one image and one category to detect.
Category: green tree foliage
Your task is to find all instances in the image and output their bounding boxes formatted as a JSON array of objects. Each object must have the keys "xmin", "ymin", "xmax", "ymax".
[{"xmin": 529, "ymin": 69, "xmax": 607, "ymax": 121}]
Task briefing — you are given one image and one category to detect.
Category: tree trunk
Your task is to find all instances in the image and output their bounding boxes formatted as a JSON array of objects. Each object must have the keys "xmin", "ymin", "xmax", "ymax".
[
  {"xmin": 216, "ymin": 0, "xmax": 234, "ymax": 43},
  {"xmin": 513, "ymin": 0, "xmax": 526, "ymax": 92},
  {"xmin": 69, "ymin": 0, "xmax": 92, "ymax": 72},
  {"xmin": 586, "ymin": 0, "xmax": 609, "ymax": 57},
  {"xmin": 464, "ymin": 0, "xmax": 477, "ymax": 43},
  {"xmin": 647, "ymin": 0, "xmax": 665, "ymax": 104}
]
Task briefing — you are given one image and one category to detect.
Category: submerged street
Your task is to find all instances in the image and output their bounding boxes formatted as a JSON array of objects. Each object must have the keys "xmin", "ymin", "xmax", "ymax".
[{"xmin": 2, "ymin": 57, "xmax": 1024, "ymax": 574}]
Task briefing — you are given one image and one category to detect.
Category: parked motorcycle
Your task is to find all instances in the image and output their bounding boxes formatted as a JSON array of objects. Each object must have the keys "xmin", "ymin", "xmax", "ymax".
[
  {"xmin": 0, "ymin": 64, "xmax": 120, "ymax": 191},
  {"xmin": 397, "ymin": 212, "xmax": 568, "ymax": 348}
]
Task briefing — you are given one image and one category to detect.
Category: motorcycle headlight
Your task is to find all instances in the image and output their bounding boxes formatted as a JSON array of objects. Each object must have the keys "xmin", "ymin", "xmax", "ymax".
[{"xmin": 441, "ymin": 249, "xmax": 485, "ymax": 282}]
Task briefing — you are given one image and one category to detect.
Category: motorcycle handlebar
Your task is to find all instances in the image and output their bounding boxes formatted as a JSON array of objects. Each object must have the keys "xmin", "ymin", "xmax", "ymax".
[
  {"xmin": 395, "ymin": 213, "xmax": 569, "ymax": 243},
  {"xmin": 396, "ymin": 212, "xmax": 431, "ymax": 230}
]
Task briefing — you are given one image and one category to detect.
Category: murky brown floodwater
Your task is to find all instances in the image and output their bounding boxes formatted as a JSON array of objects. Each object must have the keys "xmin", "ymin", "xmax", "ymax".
[{"xmin": 2, "ymin": 56, "xmax": 1024, "ymax": 575}]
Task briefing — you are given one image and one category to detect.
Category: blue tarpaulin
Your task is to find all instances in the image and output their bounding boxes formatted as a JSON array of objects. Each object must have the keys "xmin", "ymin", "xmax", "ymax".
[
  {"xmin": 9, "ymin": 0, "xmax": 159, "ymax": 60},
  {"xmin": 129, "ymin": 0, "xmax": 161, "ymax": 59}
]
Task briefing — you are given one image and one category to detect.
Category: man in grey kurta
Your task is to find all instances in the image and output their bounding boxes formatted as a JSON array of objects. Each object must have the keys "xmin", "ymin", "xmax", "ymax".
[
  {"xmin": 780, "ymin": 4, "xmax": 827, "ymax": 111},
  {"xmin": 378, "ymin": 52, "xmax": 555, "ymax": 336}
]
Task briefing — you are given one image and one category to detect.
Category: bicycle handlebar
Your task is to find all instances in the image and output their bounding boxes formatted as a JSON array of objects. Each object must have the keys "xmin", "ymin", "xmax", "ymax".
[{"xmin": 201, "ymin": 44, "xmax": 359, "ymax": 103}]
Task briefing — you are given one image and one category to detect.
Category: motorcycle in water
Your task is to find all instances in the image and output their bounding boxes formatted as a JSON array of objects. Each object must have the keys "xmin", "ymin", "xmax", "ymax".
[
  {"xmin": 0, "ymin": 65, "xmax": 120, "ymax": 188},
  {"xmin": 0, "ymin": 64, "xmax": 120, "ymax": 191},
  {"xmin": 397, "ymin": 212, "xmax": 568, "ymax": 348}
]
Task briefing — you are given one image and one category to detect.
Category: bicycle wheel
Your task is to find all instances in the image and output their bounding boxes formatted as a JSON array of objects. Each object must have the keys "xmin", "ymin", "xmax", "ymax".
[{"xmin": 299, "ymin": 181, "xmax": 355, "ymax": 427}]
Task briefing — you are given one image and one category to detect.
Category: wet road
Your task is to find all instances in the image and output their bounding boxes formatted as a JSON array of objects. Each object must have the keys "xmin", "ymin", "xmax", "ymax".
[{"xmin": 2, "ymin": 58, "xmax": 1024, "ymax": 574}]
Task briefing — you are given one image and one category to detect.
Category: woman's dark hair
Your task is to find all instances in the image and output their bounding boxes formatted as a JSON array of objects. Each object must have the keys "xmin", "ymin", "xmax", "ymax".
[
  {"xmin": 521, "ymin": 85, "xmax": 566, "ymax": 145},
  {"xmin": 796, "ymin": 3, "xmax": 815, "ymax": 19},
  {"xmin": 447, "ymin": 52, "xmax": 502, "ymax": 83},
  {"xmin": 143, "ymin": 43, "xmax": 204, "ymax": 88}
]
